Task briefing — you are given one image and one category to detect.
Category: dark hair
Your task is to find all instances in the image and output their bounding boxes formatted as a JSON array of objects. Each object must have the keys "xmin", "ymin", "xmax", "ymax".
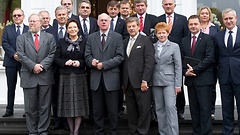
[
  {"xmin": 188, "ymin": 15, "xmax": 200, "ymax": 23},
  {"xmin": 66, "ymin": 19, "xmax": 80, "ymax": 29},
  {"xmin": 78, "ymin": 0, "xmax": 92, "ymax": 8},
  {"xmin": 125, "ymin": 17, "xmax": 139, "ymax": 25},
  {"xmin": 107, "ymin": 0, "xmax": 119, "ymax": 9}
]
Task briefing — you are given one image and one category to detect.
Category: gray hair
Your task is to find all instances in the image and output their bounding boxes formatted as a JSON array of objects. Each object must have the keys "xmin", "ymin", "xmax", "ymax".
[
  {"xmin": 55, "ymin": 6, "xmax": 68, "ymax": 15},
  {"xmin": 28, "ymin": 13, "xmax": 42, "ymax": 22},
  {"xmin": 222, "ymin": 8, "xmax": 237, "ymax": 17},
  {"xmin": 162, "ymin": 0, "xmax": 176, "ymax": 4}
]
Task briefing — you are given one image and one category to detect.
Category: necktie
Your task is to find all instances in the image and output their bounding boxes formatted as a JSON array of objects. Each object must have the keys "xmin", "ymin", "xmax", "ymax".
[
  {"xmin": 227, "ymin": 31, "xmax": 233, "ymax": 53},
  {"xmin": 191, "ymin": 36, "xmax": 196, "ymax": 56},
  {"xmin": 34, "ymin": 33, "xmax": 39, "ymax": 51},
  {"xmin": 168, "ymin": 15, "xmax": 173, "ymax": 33},
  {"xmin": 127, "ymin": 38, "xmax": 135, "ymax": 56},
  {"xmin": 110, "ymin": 18, "xmax": 114, "ymax": 31},
  {"xmin": 101, "ymin": 34, "xmax": 106, "ymax": 49},
  {"xmin": 16, "ymin": 25, "xmax": 20, "ymax": 36},
  {"xmin": 83, "ymin": 18, "xmax": 88, "ymax": 38},
  {"xmin": 140, "ymin": 16, "xmax": 143, "ymax": 32},
  {"xmin": 58, "ymin": 27, "xmax": 64, "ymax": 39}
]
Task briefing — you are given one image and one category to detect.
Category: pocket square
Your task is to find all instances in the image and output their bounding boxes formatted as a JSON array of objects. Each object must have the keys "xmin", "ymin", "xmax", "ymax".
[{"xmin": 136, "ymin": 46, "xmax": 141, "ymax": 49}]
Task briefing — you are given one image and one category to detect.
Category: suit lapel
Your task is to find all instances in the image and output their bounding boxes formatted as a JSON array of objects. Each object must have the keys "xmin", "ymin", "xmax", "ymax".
[
  {"xmin": 160, "ymin": 40, "xmax": 170, "ymax": 57},
  {"xmin": 25, "ymin": 32, "xmax": 36, "ymax": 51},
  {"xmin": 129, "ymin": 34, "xmax": 141, "ymax": 56},
  {"xmin": 10, "ymin": 25, "xmax": 18, "ymax": 39},
  {"xmin": 103, "ymin": 31, "xmax": 113, "ymax": 51},
  {"xmin": 171, "ymin": 13, "xmax": 179, "ymax": 33},
  {"xmin": 38, "ymin": 31, "xmax": 45, "ymax": 51},
  {"xmin": 95, "ymin": 32, "xmax": 102, "ymax": 51},
  {"xmin": 192, "ymin": 32, "xmax": 204, "ymax": 55}
]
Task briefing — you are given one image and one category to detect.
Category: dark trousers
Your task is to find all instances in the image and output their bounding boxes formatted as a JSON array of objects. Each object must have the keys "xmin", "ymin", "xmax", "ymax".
[
  {"xmin": 125, "ymin": 82, "xmax": 151, "ymax": 135},
  {"xmin": 187, "ymin": 85, "xmax": 212, "ymax": 135},
  {"xmin": 92, "ymin": 78, "xmax": 119, "ymax": 135},
  {"xmin": 24, "ymin": 85, "xmax": 52, "ymax": 135},
  {"xmin": 220, "ymin": 81, "xmax": 240, "ymax": 135},
  {"xmin": 176, "ymin": 84, "xmax": 185, "ymax": 115},
  {"xmin": 5, "ymin": 66, "xmax": 20, "ymax": 113}
]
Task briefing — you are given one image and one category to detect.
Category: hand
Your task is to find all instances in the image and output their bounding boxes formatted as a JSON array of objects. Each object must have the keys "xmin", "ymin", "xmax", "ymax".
[
  {"xmin": 33, "ymin": 64, "xmax": 43, "ymax": 74},
  {"xmin": 65, "ymin": 59, "xmax": 73, "ymax": 66},
  {"xmin": 176, "ymin": 87, "xmax": 181, "ymax": 95},
  {"xmin": 13, "ymin": 52, "xmax": 18, "ymax": 61},
  {"xmin": 96, "ymin": 62, "xmax": 103, "ymax": 70},
  {"xmin": 72, "ymin": 60, "xmax": 80, "ymax": 67},
  {"xmin": 141, "ymin": 81, "xmax": 149, "ymax": 91},
  {"xmin": 92, "ymin": 59, "xmax": 99, "ymax": 67},
  {"xmin": 185, "ymin": 64, "xmax": 196, "ymax": 76}
]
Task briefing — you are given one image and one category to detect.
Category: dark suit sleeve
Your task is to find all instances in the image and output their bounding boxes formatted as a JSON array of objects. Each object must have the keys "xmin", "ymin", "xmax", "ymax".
[
  {"xmin": 193, "ymin": 36, "xmax": 215, "ymax": 74},
  {"xmin": 84, "ymin": 36, "xmax": 94, "ymax": 68},
  {"xmin": 182, "ymin": 16, "xmax": 189, "ymax": 38},
  {"xmin": 142, "ymin": 36, "xmax": 155, "ymax": 82},
  {"xmin": 2, "ymin": 26, "xmax": 16, "ymax": 58},
  {"xmin": 54, "ymin": 40, "xmax": 68, "ymax": 67}
]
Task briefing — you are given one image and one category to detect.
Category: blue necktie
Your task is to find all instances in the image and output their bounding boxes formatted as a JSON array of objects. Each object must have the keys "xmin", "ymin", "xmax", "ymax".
[
  {"xmin": 16, "ymin": 26, "xmax": 20, "ymax": 36},
  {"xmin": 83, "ymin": 19, "xmax": 88, "ymax": 38},
  {"xmin": 227, "ymin": 31, "xmax": 233, "ymax": 53},
  {"xmin": 110, "ymin": 18, "xmax": 114, "ymax": 31},
  {"xmin": 58, "ymin": 27, "xmax": 64, "ymax": 40}
]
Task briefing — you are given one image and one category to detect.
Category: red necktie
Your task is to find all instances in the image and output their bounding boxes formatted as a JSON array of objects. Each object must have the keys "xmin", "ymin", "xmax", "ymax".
[
  {"xmin": 140, "ymin": 16, "xmax": 143, "ymax": 32},
  {"xmin": 34, "ymin": 33, "xmax": 39, "ymax": 51},
  {"xmin": 191, "ymin": 36, "xmax": 196, "ymax": 56}
]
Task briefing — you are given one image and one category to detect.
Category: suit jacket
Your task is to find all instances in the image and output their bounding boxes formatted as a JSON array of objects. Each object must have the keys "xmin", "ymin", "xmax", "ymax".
[
  {"xmin": 123, "ymin": 34, "xmax": 155, "ymax": 89},
  {"xmin": 152, "ymin": 40, "xmax": 182, "ymax": 87},
  {"xmin": 2, "ymin": 24, "xmax": 29, "ymax": 67},
  {"xmin": 214, "ymin": 27, "xmax": 240, "ymax": 84},
  {"xmin": 85, "ymin": 30, "xmax": 124, "ymax": 91},
  {"xmin": 76, "ymin": 16, "xmax": 99, "ymax": 39},
  {"xmin": 157, "ymin": 13, "xmax": 189, "ymax": 45},
  {"xmin": 52, "ymin": 14, "xmax": 78, "ymax": 27},
  {"xmin": 132, "ymin": 13, "xmax": 158, "ymax": 36},
  {"xmin": 54, "ymin": 38, "xmax": 86, "ymax": 74},
  {"xmin": 209, "ymin": 24, "xmax": 220, "ymax": 36},
  {"xmin": 16, "ymin": 31, "xmax": 56, "ymax": 88},
  {"xmin": 45, "ymin": 24, "xmax": 68, "ymax": 43},
  {"xmin": 181, "ymin": 32, "xmax": 215, "ymax": 86},
  {"xmin": 114, "ymin": 17, "xmax": 129, "ymax": 40}
]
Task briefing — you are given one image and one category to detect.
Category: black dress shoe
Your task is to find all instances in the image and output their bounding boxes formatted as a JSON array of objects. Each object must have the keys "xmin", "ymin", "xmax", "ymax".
[
  {"xmin": 2, "ymin": 112, "xmax": 13, "ymax": 117},
  {"xmin": 178, "ymin": 113, "xmax": 185, "ymax": 120},
  {"xmin": 23, "ymin": 113, "xmax": 26, "ymax": 117},
  {"xmin": 51, "ymin": 125, "xmax": 61, "ymax": 130}
]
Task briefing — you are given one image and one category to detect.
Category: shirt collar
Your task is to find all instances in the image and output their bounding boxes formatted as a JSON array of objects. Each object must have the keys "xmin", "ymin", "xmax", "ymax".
[
  {"xmin": 165, "ymin": 13, "xmax": 174, "ymax": 18},
  {"xmin": 226, "ymin": 25, "xmax": 238, "ymax": 34},
  {"xmin": 15, "ymin": 23, "xmax": 24, "ymax": 28},
  {"xmin": 100, "ymin": 29, "xmax": 110, "ymax": 37},
  {"xmin": 79, "ymin": 16, "xmax": 89, "ymax": 22},
  {"xmin": 137, "ymin": 13, "xmax": 146, "ymax": 19},
  {"xmin": 58, "ymin": 24, "xmax": 66, "ymax": 29},
  {"xmin": 191, "ymin": 31, "xmax": 200, "ymax": 38},
  {"xmin": 112, "ymin": 16, "xmax": 118, "ymax": 22},
  {"xmin": 130, "ymin": 32, "xmax": 139, "ymax": 40}
]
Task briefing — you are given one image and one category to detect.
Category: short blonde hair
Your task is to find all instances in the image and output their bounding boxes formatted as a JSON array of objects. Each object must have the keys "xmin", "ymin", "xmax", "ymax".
[{"xmin": 197, "ymin": 6, "xmax": 213, "ymax": 22}]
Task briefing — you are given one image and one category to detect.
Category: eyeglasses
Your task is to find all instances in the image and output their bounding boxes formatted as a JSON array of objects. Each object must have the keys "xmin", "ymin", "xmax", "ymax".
[
  {"xmin": 63, "ymin": 3, "xmax": 72, "ymax": 6},
  {"xmin": 81, "ymin": 6, "xmax": 90, "ymax": 9},
  {"xmin": 13, "ymin": 14, "xmax": 23, "ymax": 17}
]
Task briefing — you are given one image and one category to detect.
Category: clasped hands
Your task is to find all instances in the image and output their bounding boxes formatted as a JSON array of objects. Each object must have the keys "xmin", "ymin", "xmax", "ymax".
[
  {"xmin": 65, "ymin": 59, "xmax": 80, "ymax": 67},
  {"xmin": 92, "ymin": 58, "xmax": 103, "ymax": 70},
  {"xmin": 185, "ymin": 64, "xmax": 196, "ymax": 77},
  {"xmin": 33, "ymin": 64, "xmax": 43, "ymax": 74}
]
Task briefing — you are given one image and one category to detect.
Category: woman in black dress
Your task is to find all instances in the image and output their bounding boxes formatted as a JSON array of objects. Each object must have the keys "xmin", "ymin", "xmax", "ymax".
[{"xmin": 55, "ymin": 19, "xmax": 88, "ymax": 135}]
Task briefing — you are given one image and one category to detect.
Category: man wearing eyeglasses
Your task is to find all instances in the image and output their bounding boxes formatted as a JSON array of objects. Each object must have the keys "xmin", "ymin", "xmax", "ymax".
[
  {"xmin": 16, "ymin": 13, "xmax": 56, "ymax": 135},
  {"xmin": 2, "ymin": 8, "xmax": 29, "ymax": 117},
  {"xmin": 53, "ymin": 0, "xmax": 78, "ymax": 27}
]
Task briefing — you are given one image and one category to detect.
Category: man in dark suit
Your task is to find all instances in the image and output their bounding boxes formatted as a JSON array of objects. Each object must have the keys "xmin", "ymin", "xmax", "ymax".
[
  {"xmin": 52, "ymin": 0, "xmax": 78, "ymax": 27},
  {"xmin": 214, "ymin": 8, "xmax": 240, "ymax": 134},
  {"xmin": 119, "ymin": 0, "xmax": 131, "ymax": 20},
  {"xmin": 132, "ymin": 0, "xmax": 158, "ymax": 36},
  {"xmin": 123, "ymin": 17, "xmax": 155, "ymax": 135},
  {"xmin": 77, "ymin": 0, "xmax": 98, "ymax": 40},
  {"xmin": 181, "ymin": 15, "xmax": 214, "ymax": 134},
  {"xmin": 77, "ymin": 0, "xmax": 98, "ymax": 119},
  {"xmin": 38, "ymin": 10, "xmax": 52, "ymax": 31},
  {"xmin": 2, "ymin": 8, "xmax": 29, "ymax": 117},
  {"xmin": 16, "ymin": 13, "xmax": 56, "ymax": 135},
  {"xmin": 157, "ymin": 0, "xmax": 189, "ymax": 119},
  {"xmin": 85, "ymin": 13, "xmax": 124, "ymax": 135},
  {"xmin": 45, "ymin": 6, "xmax": 69, "ymax": 130},
  {"xmin": 107, "ymin": 0, "xmax": 128, "ymax": 39}
]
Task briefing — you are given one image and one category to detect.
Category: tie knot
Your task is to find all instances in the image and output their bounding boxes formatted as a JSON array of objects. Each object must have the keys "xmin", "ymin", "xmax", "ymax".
[
  {"xmin": 83, "ymin": 18, "xmax": 86, "ymax": 22},
  {"xmin": 59, "ymin": 27, "xmax": 64, "ymax": 30},
  {"xmin": 168, "ymin": 15, "xmax": 171, "ymax": 18},
  {"xmin": 229, "ymin": 31, "xmax": 233, "ymax": 34},
  {"xmin": 102, "ymin": 33, "xmax": 106, "ymax": 37},
  {"xmin": 17, "ymin": 25, "xmax": 20, "ymax": 28},
  {"xmin": 192, "ymin": 35, "xmax": 196, "ymax": 39},
  {"xmin": 34, "ymin": 33, "xmax": 39, "ymax": 37},
  {"xmin": 111, "ymin": 18, "xmax": 114, "ymax": 21},
  {"xmin": 140, "ymin": 16, "xmax": 143, "ymax": 19},
  {"xmin": 131, "ymin": 37, "xmax": 135, "ymax": 41}
]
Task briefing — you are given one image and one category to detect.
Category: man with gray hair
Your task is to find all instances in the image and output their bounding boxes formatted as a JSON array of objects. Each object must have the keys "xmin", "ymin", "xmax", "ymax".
[
  {"xmin": 38, "ymin": 10, "xmax": 52, "ymax": 31},
  {"xmin": 214, "ymin": 8, "xmax": 240, "ymax": 134},
  {"xmin": 17, "ymin": 13, "xmax": 56, "ymax": 135}
]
